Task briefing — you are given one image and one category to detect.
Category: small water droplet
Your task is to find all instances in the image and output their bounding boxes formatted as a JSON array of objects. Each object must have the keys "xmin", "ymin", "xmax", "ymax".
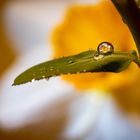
[
  {"xmin": 50, "ymin": 67, "xmax": 54, "ymax": 71},
  {"xmin": 94, "ymin": 54, "xmax": 104, "ymax": 60},
  {"xmin": 83, "ymin": 69, "xmax": 86, "ymax": 72},
  {"xmin": 40, "ymin": 71, "xmax": 45, "ymax": 74},
  {"xmin": 46, "ymin": 77, "xmax": 50, "ymax": 81},
  {"xmin": 68, "ymin": 60, "xmax": 73, "ymax": 64},
  {"xmin": 98, "ymin": 42, "xmax": 114, "ymax": 54},
  {"xmin": 42, "ymin": 75, "xmax": 45, "ymax": 78},
  {"xmin": 31, "ymin": 79, "xmax": 35, "ymax": 82}
]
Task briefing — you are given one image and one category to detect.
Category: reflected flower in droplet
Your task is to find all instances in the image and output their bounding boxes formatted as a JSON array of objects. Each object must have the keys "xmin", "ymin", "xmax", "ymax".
[{"xmin": 97, "ymin": 42, "xmax": 114, "ymax": 55}]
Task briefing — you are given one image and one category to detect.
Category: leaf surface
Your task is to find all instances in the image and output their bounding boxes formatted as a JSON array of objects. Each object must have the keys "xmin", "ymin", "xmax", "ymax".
[{"xmin": 13, "ymin": 50, "xmax": 139, "ymax": 86}]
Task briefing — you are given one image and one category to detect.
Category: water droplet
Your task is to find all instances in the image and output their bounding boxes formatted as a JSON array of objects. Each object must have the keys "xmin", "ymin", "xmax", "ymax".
[
  {"xmin": 42, "ymin": 75, "xmax": 45, "ymax": 78},
  {"xmin": 68, "ymin": 60, "xmax": 73, "ymax": 64},
  {"xmin": 77, "ymin": 72, "xmax": 80, "ymax": 74},
  {"xmin": 46, "ymin": 77, "xmax": 50, "ymax": 81},
  {"xmin": 40, "ymin": 72, "xmax": 42, "ymax": 74},
  {"xmin": 31, "ymin": 79, "xmax": 35, "ymax": 82},
  {"xmin": 98, "ymin": 42, "xmax": 114, "ymax": 54},
  {"xmin": 83, "ymin": 69, "xmax": 86, "ymax": 72},
  {"xmin": 50, "ymin": 67, "xmax": 54, "ymax": 71},
  {"xmin": 94, "ymin": 54, "xmax": 104, "ymax": 60}
]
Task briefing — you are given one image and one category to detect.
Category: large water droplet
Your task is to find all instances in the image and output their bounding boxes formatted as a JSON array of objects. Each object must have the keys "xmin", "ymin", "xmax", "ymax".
[{"xmin": 98, "ymin": 42, "xmax": 114, "ymax": 54}]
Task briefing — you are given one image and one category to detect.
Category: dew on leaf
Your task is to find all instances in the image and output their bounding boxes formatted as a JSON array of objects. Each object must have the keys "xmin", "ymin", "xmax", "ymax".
[
  {"xmin": 50, "ymin": 67, "xmax": 54, "ymax": 71},
  {"xmin": 98, "ymin": 42, "xmax": 114, "ymax": 54},
  {"xmin": 31, "ymin": 79, "xmax": 35, "ymax": 82},
  {"xmin": 42, "ymin": 75, "xmax": 45, "ymax": 78},
  {"xmin": 83, "ymin": 69, "xmax": 86, "ymax": 72},
  {"xmin": 68, "ymin": 60, "xmax": 74, "ymax": 64},
  {"xmin": 94, "ymin": 54, "xmax": 104, "ymax": 60}
]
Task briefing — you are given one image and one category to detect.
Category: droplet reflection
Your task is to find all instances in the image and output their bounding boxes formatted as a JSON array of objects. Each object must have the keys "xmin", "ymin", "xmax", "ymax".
[{"xmin": 98, "ymin": 42, "xmax": 114, "ymax": 54}]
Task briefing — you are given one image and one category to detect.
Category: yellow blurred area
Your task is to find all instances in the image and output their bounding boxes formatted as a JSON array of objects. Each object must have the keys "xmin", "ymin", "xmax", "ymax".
[
  {"xmin": 52, "ymin": 1, "xmax": 140, "ymax": 113},
  {"xmin": 0, "ymin": 1, "xmax": 16, "ymax": 77}
]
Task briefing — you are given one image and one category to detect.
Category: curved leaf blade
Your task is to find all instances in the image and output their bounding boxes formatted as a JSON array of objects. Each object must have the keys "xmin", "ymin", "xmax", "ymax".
[{"xmin": 13, "ymin": 50, "xmax": 138, "ymax": 86}]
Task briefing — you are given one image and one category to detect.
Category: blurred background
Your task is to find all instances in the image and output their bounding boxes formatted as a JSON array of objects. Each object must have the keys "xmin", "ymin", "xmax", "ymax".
[{"xmin": 0, "ymin": 0, "xmax": 140, "ymax": 140}]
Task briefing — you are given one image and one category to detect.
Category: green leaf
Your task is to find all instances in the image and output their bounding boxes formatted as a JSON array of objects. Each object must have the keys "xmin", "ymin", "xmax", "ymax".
[{"xmin": 13, "ymin": 50, "xmax": 139, "ymax": 86}]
